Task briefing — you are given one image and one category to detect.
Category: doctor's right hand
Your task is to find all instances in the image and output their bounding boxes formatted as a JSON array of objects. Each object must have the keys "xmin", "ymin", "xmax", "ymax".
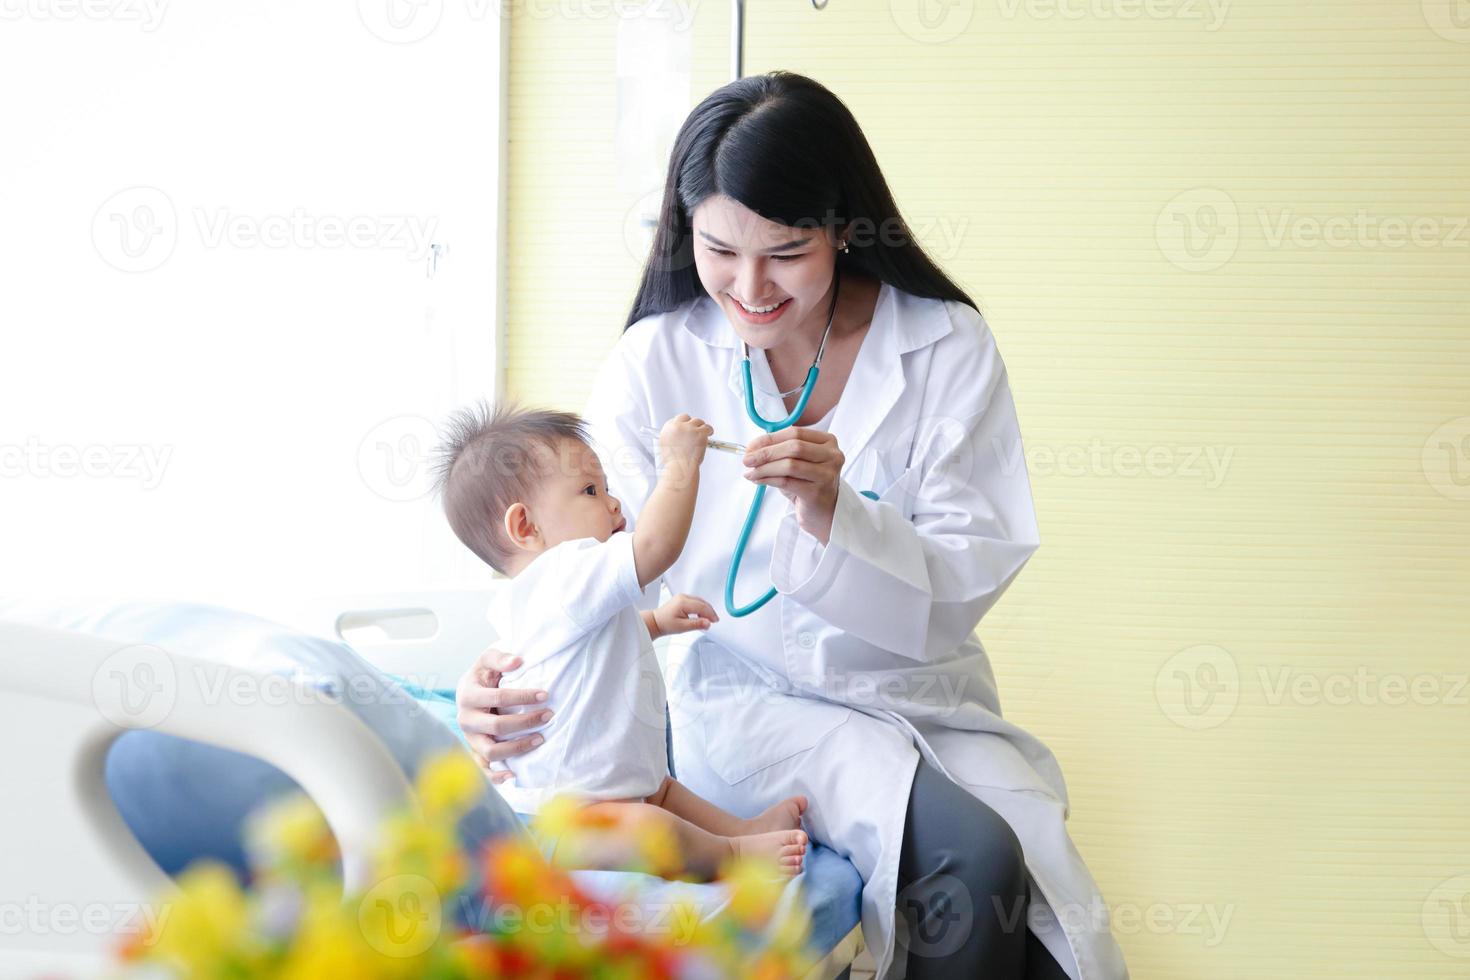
[{"xmin": 455, "ymin": 646, "xmax": 551, "ymax": 784}]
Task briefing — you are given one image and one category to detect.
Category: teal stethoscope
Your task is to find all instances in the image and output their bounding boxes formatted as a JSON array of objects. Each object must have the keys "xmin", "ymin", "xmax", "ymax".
[{"xmin": 725, "ymin": 266, "xmax": 879, "ymax": 618}]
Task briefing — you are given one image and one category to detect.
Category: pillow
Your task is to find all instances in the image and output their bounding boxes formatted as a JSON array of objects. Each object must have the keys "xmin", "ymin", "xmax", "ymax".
[{"xmin": 0, "ymin": 597, "xmax": 524, "ymax": 879}]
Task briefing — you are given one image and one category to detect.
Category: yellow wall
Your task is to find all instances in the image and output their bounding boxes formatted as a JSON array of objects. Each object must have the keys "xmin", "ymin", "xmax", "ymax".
[{"xmin": 506, "ymin": 2, "xmax": 1470, "ymax": 975}]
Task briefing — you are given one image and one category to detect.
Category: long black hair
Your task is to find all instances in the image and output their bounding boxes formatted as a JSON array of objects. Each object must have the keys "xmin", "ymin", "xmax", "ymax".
[{"xmin": 624, "ymin": 71, "xmax": 976, "ymax": 331}]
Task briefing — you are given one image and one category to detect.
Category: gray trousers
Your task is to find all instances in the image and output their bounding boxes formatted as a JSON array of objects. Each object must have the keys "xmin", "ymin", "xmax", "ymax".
[
  {"xmin": 888, "ymin": 758, "xmax": 1071, "ymax": 980},
  {"xmin": 670, "ymin": 711, "xmax": 1071, "ymax": 979}
]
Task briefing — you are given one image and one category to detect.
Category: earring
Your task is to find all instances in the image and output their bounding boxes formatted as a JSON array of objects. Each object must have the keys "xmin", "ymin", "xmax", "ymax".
[{"xmin": 838, "ymin": 239, "xmax": 849, "ymax": 254}]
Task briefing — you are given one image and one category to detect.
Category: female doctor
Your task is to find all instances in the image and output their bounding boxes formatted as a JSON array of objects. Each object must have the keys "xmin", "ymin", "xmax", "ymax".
[{"xmin": 456, "ymin": 72, "xmax": 1127, "ymax": 980}]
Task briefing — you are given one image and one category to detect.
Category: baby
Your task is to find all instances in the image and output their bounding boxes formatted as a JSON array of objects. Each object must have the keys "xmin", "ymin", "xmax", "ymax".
[{"xmin": 432, "ymin": 401, "xmax": 808, "ymax": 880}]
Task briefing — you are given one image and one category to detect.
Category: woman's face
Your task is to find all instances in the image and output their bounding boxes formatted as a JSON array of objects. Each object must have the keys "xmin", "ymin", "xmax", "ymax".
[{"xmin": 690, "ymin": 194, "xmax": 840, "ymax": 351}]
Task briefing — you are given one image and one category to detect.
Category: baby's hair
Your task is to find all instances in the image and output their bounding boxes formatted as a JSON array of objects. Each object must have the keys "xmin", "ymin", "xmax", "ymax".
[{"xmin": 431, "ymin": 400, "xmax": 589, "ymax": 573}]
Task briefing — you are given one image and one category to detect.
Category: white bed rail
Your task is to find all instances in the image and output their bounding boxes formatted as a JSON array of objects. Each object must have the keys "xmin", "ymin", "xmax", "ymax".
[{"xmin": 0, "ymin": 620, "xmax": 415, "ymax": 975}]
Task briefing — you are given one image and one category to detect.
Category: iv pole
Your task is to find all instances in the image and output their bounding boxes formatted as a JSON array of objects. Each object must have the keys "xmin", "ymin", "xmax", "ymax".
[
  {"xmin": 731, "ymin": 0, "xmax": 744, "ymax": 80},
  {"xmin": 731, "ymin": 0, "xmax": 830, "ymax": 81}
]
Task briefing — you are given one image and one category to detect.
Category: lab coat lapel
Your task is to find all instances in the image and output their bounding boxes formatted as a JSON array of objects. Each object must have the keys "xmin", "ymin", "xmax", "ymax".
[{"xmin": 826, "ymin": 284, "xmax": 905, "ymax": 484}]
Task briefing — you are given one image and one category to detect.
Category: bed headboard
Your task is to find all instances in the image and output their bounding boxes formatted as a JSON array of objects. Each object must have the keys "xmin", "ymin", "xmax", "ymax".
[{"xmin": 247, "ymin": 589, "xmax": 502, "ymax": 688}]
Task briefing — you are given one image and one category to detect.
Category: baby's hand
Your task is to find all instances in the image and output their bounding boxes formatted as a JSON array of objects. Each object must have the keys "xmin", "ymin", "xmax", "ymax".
[
  {"xmin": 654, "ymin": 594, "xmax": 719, "ymax": 636},
  {"xmin": 658, "ymin": 413, "xmax": 714, "ymax": 470}
]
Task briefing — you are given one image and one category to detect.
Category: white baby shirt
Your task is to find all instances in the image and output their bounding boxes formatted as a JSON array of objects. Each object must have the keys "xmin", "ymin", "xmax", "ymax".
[{"xmin": 486, "ymin": 532, "xmax": 668, "ymax": 815}]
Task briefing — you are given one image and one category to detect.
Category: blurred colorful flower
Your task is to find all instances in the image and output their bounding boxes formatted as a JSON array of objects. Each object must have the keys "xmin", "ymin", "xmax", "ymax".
[{"xmin": 114, "ymin": 749, "xmax": 815, "ymax": 979}]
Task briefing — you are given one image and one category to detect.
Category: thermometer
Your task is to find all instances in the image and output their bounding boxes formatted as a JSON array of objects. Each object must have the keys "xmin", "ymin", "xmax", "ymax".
[{"xmin": 638, "ymin": 425, "xmax": 747, "ymax": 456}]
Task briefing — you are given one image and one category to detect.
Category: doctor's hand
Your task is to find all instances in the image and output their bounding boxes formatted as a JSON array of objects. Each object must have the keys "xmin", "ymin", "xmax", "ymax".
[
  {"xmin": 743, "ymin": 427, "xmax": 843, "ymax": 545},
  {"xmin": 454, "ymin": 646, "xmax": 551, "ymax": 784}
]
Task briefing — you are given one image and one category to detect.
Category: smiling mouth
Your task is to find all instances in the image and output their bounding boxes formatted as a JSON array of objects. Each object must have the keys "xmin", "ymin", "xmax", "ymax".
[
  {"xmin": 732, "ymin": 296, "xmax": 790, "ymax": 314},
  {"xmin": 728, "ymin": 294, "xmax": 793, "ymax": 322}
]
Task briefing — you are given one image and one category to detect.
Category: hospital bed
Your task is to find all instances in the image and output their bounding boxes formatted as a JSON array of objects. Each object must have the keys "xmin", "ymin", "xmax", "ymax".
[{"xmin": 0, "ymin": 592, "xmax": 865, "ymax": 979}]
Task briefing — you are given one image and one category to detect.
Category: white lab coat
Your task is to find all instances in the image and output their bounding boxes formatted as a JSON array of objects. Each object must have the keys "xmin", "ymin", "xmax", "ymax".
[{"xmin": 582, "ymin": 281, "xmax": 1128, "ymax": 980}]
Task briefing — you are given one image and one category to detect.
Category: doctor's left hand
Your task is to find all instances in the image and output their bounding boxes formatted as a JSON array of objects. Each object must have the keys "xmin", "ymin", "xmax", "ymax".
[
  {"xmin": 455, "ymin": 647, "xmax": 550, "ymax": 784},
  {"xmin": 743, "ymin": 428, "xmax": 843, "ymax": 545}
]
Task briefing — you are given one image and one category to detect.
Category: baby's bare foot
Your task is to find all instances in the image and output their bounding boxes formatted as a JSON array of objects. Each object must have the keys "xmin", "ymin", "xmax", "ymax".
[
  {"xmin": 742, "ymin": 795, "xmax": 808, "ymax": 835},
  {"xmin": 730, "ymin": 829, "xmax": 808, "ymax": 878}
]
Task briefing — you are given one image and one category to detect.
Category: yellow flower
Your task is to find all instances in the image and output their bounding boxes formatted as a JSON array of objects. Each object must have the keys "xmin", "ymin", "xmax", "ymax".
[
  {"xmin": 135, "ymin": 862, "xmax": 261, "ymax": 974},
  {"xmin": 375, "ymin": 812, "xmax": 470, "ymax": 895},
  {"xmin": 249, "ymin": 794, "xmax": 337, "ymax": 873},
  {"xmin": 353, "ymin": 873, "xmax": 446, "ymax": 976},
  {"xmin": 631, "ymin": 810, "xmax": 682, "ymax": 879},
  {"xmin": 722, "ymin": 856, "xmax": 786, "ymax": 929},
  {"xmin": 533, "ymin": 793, "xmax": 582, "ymax": 842},
  {"xmin": 416, "ymin": 750, "xmax": 485, "ymax": 819},
  {"xmin": 276, "ymin": 882, "xmax": 377, "ymax": 980}
]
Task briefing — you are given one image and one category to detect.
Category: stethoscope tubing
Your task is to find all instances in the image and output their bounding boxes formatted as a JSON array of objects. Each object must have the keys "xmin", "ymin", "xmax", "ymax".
[
  {"xmin": 724, "ymin": 362, "xmax": 821, "ymax": 617},
  {"xmin": 724, "ymin": 268, "xmax": 841, "ymax": 618}
]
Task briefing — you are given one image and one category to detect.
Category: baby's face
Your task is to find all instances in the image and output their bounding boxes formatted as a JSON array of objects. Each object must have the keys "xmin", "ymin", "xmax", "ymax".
[{"xmin": 527, "ymin": 438, "xmax": 626, "ymax": 548}]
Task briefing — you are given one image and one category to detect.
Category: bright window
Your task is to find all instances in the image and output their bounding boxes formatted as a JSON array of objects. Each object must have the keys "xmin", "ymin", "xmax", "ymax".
[{"xmin": 0, "ymin": 4, "xmax": 507, "ymax": 602}]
